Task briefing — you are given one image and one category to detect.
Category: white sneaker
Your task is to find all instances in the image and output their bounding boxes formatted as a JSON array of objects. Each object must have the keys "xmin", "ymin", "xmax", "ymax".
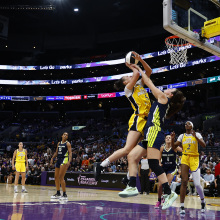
[
  {"xmin": 59, "ymin": 194, "xmax": 68, "ymax": 200},
  {"xmin": 118, "ymin": 186, "xmax": 139, "ymax": 198},
  {"xmin": 192, "ymin": 192, "xmax": 197, "ymax": 196},
  {"xmin": 187, "ymin": 192, "xmax": 192, "ymax": 196},
  {"xmin": 14, "ymin": 189, "xmax": 18, "ymax": 193},
  {"xmin": 162, "ymin": 191, "xmax": 178, "ymax": 210}
]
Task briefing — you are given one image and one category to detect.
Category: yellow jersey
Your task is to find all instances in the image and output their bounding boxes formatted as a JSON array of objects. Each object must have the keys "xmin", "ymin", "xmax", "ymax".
[
  {"xmin": 180, "ymin": 133, "xmax": 200, "ymax": 156},
  {"xmin": 125, "ymin": 80, "xmax": 151, "ymax": 117},
  {"xmin": 16, "ymin": 149, "xmax": 26, "ymax": 163}
]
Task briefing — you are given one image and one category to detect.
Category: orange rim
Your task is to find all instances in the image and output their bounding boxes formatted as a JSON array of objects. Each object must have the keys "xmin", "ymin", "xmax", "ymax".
[{"xmin": 165, "ymin": 35, "xmax": 194, "ymax": 47}]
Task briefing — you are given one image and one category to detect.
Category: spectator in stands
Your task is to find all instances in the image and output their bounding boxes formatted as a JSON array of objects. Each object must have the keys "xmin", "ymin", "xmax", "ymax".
[
  {"xmin": 27, "ymin": 167, "xmax": 35, "ymax": 185},
  {"xmin": 200, "ymin": 152, "xmax": 207, "ymax": 164},
  {"xmin": 215, "ymin": 159, "xmax": 220, "ymax": 177},
  {"xmin": 0, "ymin": 165, "xmax": 7, "ymax": 183},
  {"xmin": 33, "ymin": 166, "xmax": 41, "ymax": 185},
  {"xmin": 209, "ymin": 174, "xmax": 220, "ymax": 197},
  {"xmin": 205, "ymin": 152, "xmax": 213, "ymax": 163},
  {"xmin": 81, "ymin": 157, "xmax": 89, "ymax": 170},
  {"xmin": 208, "ymin": 163, "xmax": 215, "ymax": 174},
  {"xmin": 201, "ymin": 163, "xmax": 207, "ymax": 176},
  {"xmin": 203, "ymin": 168, "xmax": 215, "ymax": 188},
  {"xmin": 149, "ymin": 170, "xmax": 157, "ymax": 192},
  {"xmin": 170, "ymin": 169, "xmax": 182, "ymax": 193}
]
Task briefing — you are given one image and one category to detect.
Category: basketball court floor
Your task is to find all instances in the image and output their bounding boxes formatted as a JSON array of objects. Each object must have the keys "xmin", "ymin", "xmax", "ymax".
[{"xmin": 0, "ymin": 184, "xmax": 220, "ymax": 220}]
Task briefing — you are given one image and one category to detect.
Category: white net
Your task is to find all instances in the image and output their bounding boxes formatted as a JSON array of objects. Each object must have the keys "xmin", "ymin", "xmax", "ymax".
[{"xmin": 165, "ymin": 36, "xmax": 191, "ymax": 65}]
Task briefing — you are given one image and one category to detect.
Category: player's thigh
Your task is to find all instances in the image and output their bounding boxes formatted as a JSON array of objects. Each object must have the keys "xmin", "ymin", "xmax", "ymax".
[
  {"xmin": 147, "ymin": 147, "xmax": 161, "ymax": 160},
  {"xmin": 15, "ymin": 163, "xmax": 21, "ymax": 172},
  {"xmin": 189, "ymin": 156, "xmax": 199, "ymax": 172},
  {"xmin": 127, "ymin": 144, "xmax": 147, "ymax": 163},
  {"xmin": 125, "ymin": 130, "xmax": 141, "ymax": 150},
  {"xmin": 59, "ymin": 165, "xmax": 68, "ymax": 179},
  {"xmin": 20, "ymin": 163, "xmax": 26, "ymax": 173},
  {"xmin": 180, "ymin": 164, "xmax": 189, "ymax": 181}
]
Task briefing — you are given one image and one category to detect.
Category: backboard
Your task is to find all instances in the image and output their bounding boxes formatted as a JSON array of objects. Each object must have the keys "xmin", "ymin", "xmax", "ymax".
[{"xmin": 163, "ymin": 0, "xmax": 220, "ymax": 57}]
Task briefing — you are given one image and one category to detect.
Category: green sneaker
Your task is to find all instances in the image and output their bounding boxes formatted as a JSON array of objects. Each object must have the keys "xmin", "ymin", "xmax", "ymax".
[
  {"xmin": 118, "ymin": 186, "xmax": 139, "ymax": 198},
  {"xmin": 162, "ymin": 191, "xmax": 178, "ymax": 210}
]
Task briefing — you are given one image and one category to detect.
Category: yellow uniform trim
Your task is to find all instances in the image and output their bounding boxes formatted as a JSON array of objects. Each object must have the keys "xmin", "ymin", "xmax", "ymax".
[
  {"xmin": 171, "ymin": 167, "xmax": 178, "ymax": 176},
  {"xmin": 62, "ymin": 157, "xmax": 69, "ymax": 165},
  {"xmin": 147, "ymin": 126, "xmax": 159, "ymax": 148}
]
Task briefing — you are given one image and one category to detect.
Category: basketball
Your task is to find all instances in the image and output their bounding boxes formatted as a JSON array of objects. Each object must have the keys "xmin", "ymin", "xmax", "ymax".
[{"xmin": 125, "ymin": 51, "xmax": 139, "ymax": 65}]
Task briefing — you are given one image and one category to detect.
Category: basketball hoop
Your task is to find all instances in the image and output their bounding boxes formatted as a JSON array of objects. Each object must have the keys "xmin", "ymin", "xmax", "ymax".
[{"xmin": 165, "ymin": 35, "xmax": 193, "ymax": 65}]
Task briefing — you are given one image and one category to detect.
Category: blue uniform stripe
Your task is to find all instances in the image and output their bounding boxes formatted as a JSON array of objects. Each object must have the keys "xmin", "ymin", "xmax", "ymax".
[{"xmin": 128, "ymin": 95, "xmax": 139, "ymax": 115}]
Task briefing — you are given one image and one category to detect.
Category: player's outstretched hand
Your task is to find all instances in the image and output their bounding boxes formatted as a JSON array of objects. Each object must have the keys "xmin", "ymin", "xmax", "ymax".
[
  {"xmin": 131, "ymin": 64, "xmax": 142, "ymax": 72},
  {"xmin": 132, "ymin": 51, "xmax": 142, "ymax": 61}
]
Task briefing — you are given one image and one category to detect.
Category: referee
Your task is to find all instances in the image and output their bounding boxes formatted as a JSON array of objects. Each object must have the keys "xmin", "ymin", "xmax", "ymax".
[{"xmin": 139, "ymin": 154, "xmax": 150, "ymax": 194}]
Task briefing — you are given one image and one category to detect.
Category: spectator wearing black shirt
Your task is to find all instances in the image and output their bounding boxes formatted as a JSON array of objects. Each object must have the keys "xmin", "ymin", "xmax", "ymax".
[{"xmin": 209, "ymin": 175, "xmax": 220, "ymax": 197}]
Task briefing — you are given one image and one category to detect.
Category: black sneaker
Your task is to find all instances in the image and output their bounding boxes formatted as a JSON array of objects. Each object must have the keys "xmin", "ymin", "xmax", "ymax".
[
  {"xmin": 94, "ymin": 162, "xmax": 102, "ymax": 181},
  {"xmin": 51, "ymin": 193, "xmax": 61, "ymax": 199},
  {"xmin": 60, "ymin": 194, "xmax": 68, "ymax": 200},
  {"xmin": 201, "ymin": 202, "xmax": 206, "ymax": 213},
  {"xmin": 179, "ymin": 206, "xmax": 185, "ymax": 215}
]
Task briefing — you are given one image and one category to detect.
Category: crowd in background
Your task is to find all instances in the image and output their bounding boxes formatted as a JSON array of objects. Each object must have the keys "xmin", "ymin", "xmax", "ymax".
[{"xmin": 0, "ymin": 106, "xmax": 220, "ymax": 196}]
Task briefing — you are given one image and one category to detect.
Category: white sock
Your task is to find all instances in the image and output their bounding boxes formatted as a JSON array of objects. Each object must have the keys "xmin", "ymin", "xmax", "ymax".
[
  {"xmin": 14, "ymin": 185, "xmax": 18, "ymax": 190},
  {"xmin": 100, "ymin": 158, "xmax": 110, "ymax": 167},
  {"xmin": 22, "ymin": 185, "xmax": 25, "ymax": 190},
  {"xmin": 180, "ymin": 203, "xmax": 184, "ymax": 207}
]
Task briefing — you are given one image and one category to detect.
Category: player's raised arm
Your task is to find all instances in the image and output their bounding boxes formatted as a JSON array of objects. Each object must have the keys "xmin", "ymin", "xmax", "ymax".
[
  {"xmin": 191, "ymin": 130, "xmax": 206, "ymax": 148},
  {"xmin": 170, "ymin": 132, "xmax": 182, "ymax": 150},
  {"xmin": 125, "ymin": 63, "xmax": 141, "ymax": 90},
  {"xmin": 135, "ymin": 65, "xmax": 167, "ymax": 104},
  {"xmin": 132, "ymin": 51, "xmax": 152, "ymax": 77}
]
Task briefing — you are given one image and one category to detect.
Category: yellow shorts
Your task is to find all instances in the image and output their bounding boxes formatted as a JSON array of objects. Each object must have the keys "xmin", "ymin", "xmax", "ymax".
[
  {"xmin": 128, "ymin": 114, "xmax": 147, "ymax": 136},
  {"xmin": 181, "ymin": 154, "xmax": 199, "ymax": 172},
  {"xmin": 15, "ymin": 162, "xmax": 26, "ymax": 173}
]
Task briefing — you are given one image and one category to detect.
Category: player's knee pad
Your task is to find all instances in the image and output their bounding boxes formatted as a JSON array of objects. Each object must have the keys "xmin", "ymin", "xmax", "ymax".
[{"xmin": 148, "ymin": 159, "xmax": 164, "ymax": 177}]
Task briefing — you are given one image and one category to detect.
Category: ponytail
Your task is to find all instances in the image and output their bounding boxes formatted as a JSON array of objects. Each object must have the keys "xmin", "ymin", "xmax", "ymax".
[{"xmin": 166, "ymin": 89, "xmax": 186, "ymax": 119}]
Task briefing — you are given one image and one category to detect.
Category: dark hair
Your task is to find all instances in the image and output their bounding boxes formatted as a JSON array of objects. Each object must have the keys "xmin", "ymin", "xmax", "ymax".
[
  {"xmin": 166, "ymin": 89, "xmax": 186, "ymax": 119},
  {"xmin": 114, "ymin": 77, "xmax": 126, "ymax": 90}
]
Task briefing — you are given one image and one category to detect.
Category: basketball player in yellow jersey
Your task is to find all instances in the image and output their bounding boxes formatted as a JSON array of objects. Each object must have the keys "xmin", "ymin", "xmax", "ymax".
[
  {"xmin": 12, "ymin": 142, "xmax": 28, "ymax": 193},
  {"xmin": 94, "ymin": 52, "xmax": 151, "ymax": 181},
  {"xmin": 171, "ymin": 121, "xmax": 206, "ymax": 214}
]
